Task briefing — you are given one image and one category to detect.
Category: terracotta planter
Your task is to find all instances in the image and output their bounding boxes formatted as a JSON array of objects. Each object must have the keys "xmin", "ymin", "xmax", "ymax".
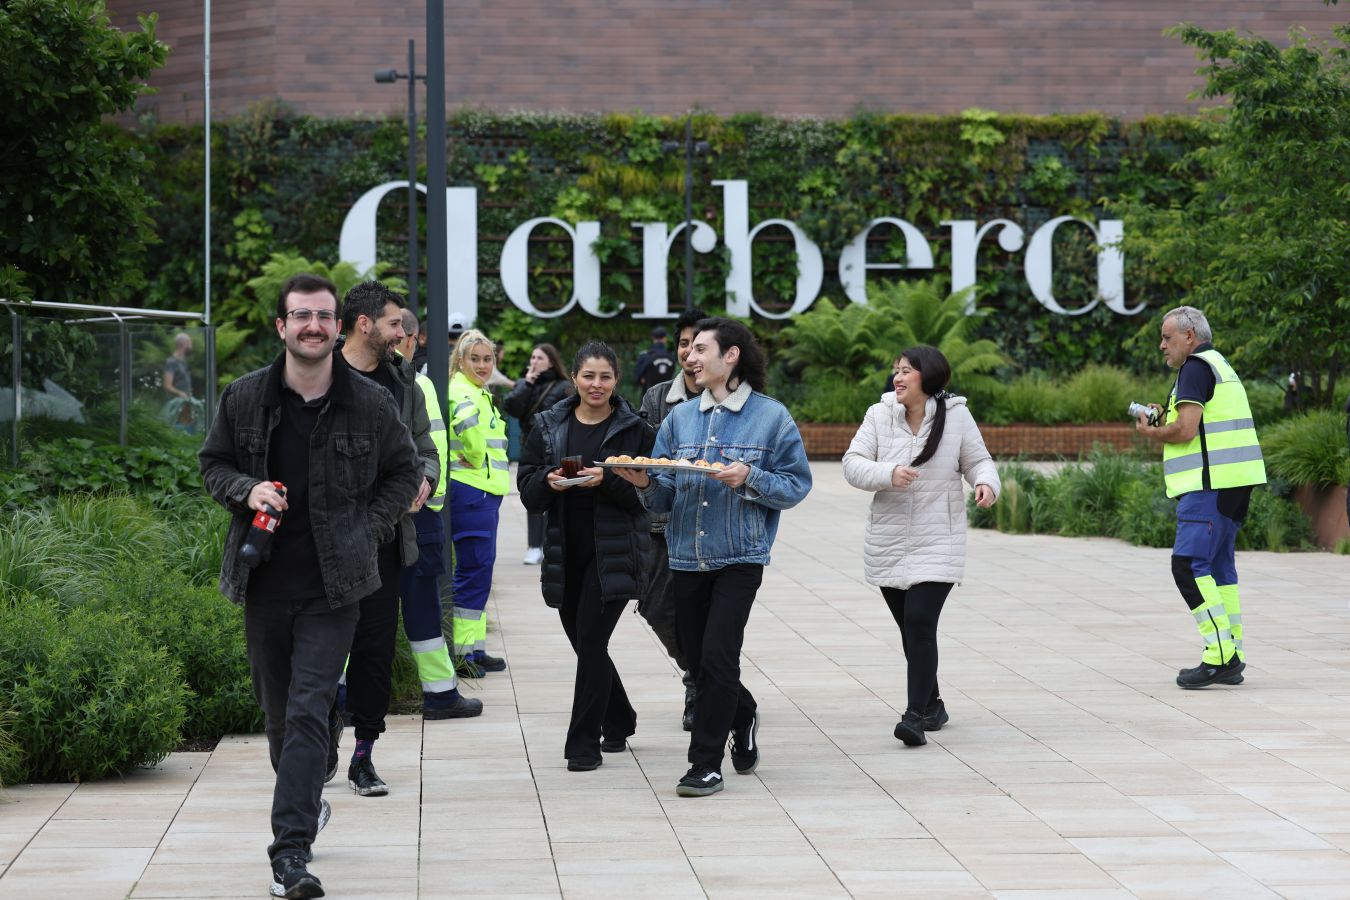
[
  {"xmin": 797, "ymin": 422, "xmax": 1143, "ymax": 461},
  {"xmin": 1293, "ymin": 484, "xmax": 1350, "ymax": 550}
]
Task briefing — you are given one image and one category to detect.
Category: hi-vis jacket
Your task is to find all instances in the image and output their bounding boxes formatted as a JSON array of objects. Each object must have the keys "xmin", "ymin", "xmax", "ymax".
[
  {"xmin": 414, "ymin": 372, "xmax": 449, "ymax": 511},
  {"xmin": 447, "ymin": 371, "xmax": 509, "ymax": 495},
  {"xmin": 1163, "ymin": 348, "xmax": 1266, "ymax": 498}
]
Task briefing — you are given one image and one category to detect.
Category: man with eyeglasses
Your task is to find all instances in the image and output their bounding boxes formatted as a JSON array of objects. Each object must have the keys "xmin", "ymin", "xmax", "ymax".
[{"xmin": 200, "ymin": 273, "xmax": 420, "ymax": 900}]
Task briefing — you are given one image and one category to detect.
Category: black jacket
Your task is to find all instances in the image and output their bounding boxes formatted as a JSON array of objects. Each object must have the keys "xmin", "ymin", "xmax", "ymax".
[
  {"xmin": 501, "ymin": 371, "xmax": 573, "ymax": 442},
  {"xmin": 517, "ymin": 394, "xmax": 655, "ymax": 608},
  {"xmin": 199, "ymin": 352, "xmax": 421, "ymax": 609}
]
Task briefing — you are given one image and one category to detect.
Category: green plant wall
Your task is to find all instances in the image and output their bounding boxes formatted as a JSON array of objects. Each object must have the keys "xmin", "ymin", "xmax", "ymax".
[{"xmin": 134, "ymin": 106, "xmax": 1206, "ymax": 376}]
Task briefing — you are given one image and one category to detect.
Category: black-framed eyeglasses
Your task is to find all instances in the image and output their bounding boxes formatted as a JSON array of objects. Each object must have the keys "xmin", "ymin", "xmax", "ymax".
[{"xmin": 285, "ymin": 308, "xmax": 337, "ymax": 323}]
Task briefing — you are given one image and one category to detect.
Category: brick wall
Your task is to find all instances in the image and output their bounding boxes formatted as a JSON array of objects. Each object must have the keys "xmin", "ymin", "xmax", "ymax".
[
  {"xmin": 800, "ymin": 422, "xmax": 1142, "ymax": 460},
  {"xmin": 110, "ymin": 2, "xmax": 1347, "ymax": 124}
]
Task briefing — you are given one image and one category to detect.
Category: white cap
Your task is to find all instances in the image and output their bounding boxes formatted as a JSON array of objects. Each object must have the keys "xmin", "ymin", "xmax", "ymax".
[{"xmin": 447, "ymin": 313, "xmax": 469, "ymax": 336}]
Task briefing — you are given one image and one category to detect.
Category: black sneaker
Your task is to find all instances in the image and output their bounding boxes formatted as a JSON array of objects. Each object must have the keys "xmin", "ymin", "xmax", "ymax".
[
  {"xmin": 600, "ymin": 737, "xmax": 628, "ymax": 753},
  {"xmin": 347, "ymin": 756, "xmax": 388, "ymax": 797},
  {"xmin": 894, "ymin": 711, "xmax": 927, "ymax": 746},
  {"xmin": 423, "ymin": 692, "xmax": 484, "ymax": 720},
  {"xmin": 1176, "ymin": 657, "xmax": 1245, "ymax": 689},
  {"xmin": 676, "ymin": 766, "xmax": 724, "ymax": 797},
  {"xmin": 324, "ymin": 717, "xmax": 342, "ymax": 784},
  {"xmin": 270, "ymin": 854, "xmax": 324, "ymax": 899},
  {"xmin": 730, "ymin": 711, "xmax": 760, "ymax": 774},
  {"xmin": 921, "ymin": 698, "xmax": 949, "ymax": 732},
  {"xmin": 567, "ymin": 756, "xmax": 603, "ymax": 772},
  {"xmin": 475, "ymin": 652, "xmax": 507, "ymax": 672},
  {"xmin": 682, "ymin": 684, "xmax": 696, "ymax": 732}
]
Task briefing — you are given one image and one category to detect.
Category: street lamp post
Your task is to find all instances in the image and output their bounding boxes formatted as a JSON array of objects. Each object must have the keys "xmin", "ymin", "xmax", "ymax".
[
  {"xmin": 374, "ymin": 40, "xmax": 426, "ymax": 316},
  {"xmin": 663, "ymin": 117, "xmax": 710, "ymax": 311}
]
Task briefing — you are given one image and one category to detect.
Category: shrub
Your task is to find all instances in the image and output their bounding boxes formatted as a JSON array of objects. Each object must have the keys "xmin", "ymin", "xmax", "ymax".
[
  {"xmin": 1051, "ymin": 447, "xmax": 1144, "ymax": 537},
  {"xmin": 1261, "ymin": 410, "xmax": 1350, "ymax": 489},
  {"xmin": 986, "ymin": 372, "xmax": 1064, "ymax": 424},
  {"xmin": 1063, "ymin": 364, "xmax": 1139, "ymax": 423},
  {"xmin": 0, "ymin": 600, "xmax": 186, "ymax": 784},
  {"xmin": 789, "ymin": 380, "xmax": 880, "ymax": 424},
  {"xmin": 993, "ymin": 463, "xmax": 1043, "ymax": 534},
  {"xmin": 159, "ymin": 493, "xmax": 231, "ymax": 587},
  {"xmin": 1238, "ymin": 488, "xmax": 1313, "ymax": 552},
  {"xmin": 84, "ymin": 564, "xmax": 261, "ymax": 741},
  {"xmin": 1115, "ymin": 480, "xmax": 1177, "ymax": 547},
  {"xmin": 0, "ymin": 507, "xmax": 83, "ymax": 604}
]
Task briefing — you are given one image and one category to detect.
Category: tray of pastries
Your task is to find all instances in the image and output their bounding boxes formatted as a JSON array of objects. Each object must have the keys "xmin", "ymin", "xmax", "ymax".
[{"xmin": 594, "ymin": 454, "xmax": 728, "ymax": 474}]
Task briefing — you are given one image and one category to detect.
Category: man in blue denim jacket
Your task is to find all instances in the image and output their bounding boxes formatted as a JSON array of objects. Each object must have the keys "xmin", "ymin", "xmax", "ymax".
[{"xmin": 616, "ymin": 318, "xmax": 812, "ymax": 797}]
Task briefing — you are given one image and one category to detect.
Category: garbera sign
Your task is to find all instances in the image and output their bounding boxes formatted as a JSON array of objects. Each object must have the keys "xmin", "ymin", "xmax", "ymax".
[{"xmin": 339, "ymin": 179, "xmax": 1137, "ymax": 322}]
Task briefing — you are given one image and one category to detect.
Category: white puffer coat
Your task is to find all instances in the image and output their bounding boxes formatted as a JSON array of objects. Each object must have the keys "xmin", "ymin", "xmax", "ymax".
[{"xmin": 843, "ymin": 392, "xmax": 1000, "ymax": 589}]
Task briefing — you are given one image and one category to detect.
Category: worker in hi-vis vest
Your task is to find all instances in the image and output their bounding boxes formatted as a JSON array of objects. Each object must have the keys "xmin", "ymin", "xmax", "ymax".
[
  {"xmin": 1137, "ymin": 306, "xmax": 1266, "ymax": 689},
  {"xmin": 446, "ymin": 327, "xmax": 511, "ymax": 677},
  {"xmin": 394, "ymin": 312, "xmax": 483, "ymax": 719}
]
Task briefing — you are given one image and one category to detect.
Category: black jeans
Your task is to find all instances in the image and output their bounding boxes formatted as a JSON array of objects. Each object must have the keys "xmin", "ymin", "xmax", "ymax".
[
  {"xmin": 881, "ymin": 583, "xmax": 953, "ymax": 715},
  {"xmin": 673, "ymin": 564, "xmax": 762, "ymax": 770},
  {"xmin": 527, "ymin": 511, "xmax": 546, "ymax": 548},
  {"xmin": 636, "ymin": 531, "xmax": 689, "ymax": 672},
  {"xmin": 244, "ymin": 593, "xmax": 359, "ymax": 862},
  {"xmin": 343, "ymin": 590, "xmax": 401, "ymax": 742},
  {"xmin": 558, "ymin": 560, "xmax": 635, "ymax": 761}
]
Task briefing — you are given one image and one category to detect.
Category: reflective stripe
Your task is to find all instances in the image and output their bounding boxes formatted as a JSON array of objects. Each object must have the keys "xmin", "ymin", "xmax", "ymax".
[
  {"xmin": 454, "ymin": 400, "xmax": 475, "ymax": 415},
  {"xmin": 1227, "ymin": 613, "xmax": 1243, "ymax": 626},
  {"xmin": 453, "ymin": 412, "xmax": 480, "ymax": 433},
  {"xmin": 1163, "ymin": 444, "xmax": 1265, "ymax": 476},
  {"xmin": 422, "ymin": 678, "xmax": 457, "ymax": 693},
  {"xmin": 1202, "ymin": 418, "xmax": 1254, "ymax": 435},
  {"xmin": 427, "ymin": 417, "xmax": 445, "ymax": 431},
  {"xmin": 409, "ymin": 636, "xmax": 447, "ymax": 655},
  {"xmin": 490, "ymin": 459, "xmax": 510, "ymax": 471},
  {"xmin": 486, "ymin": 438, "xmax": 508, "ymax": 449},
  {"xmin": 450, "ymin": 460, "xmax": 474, "ymax": 470},
  {"xmin": 448, "ymin": 439, "xmax": 464, "ymax": 450},
  {"xmin": 429, "ymin": 493, "xmax": 445, "ymax": 506}
]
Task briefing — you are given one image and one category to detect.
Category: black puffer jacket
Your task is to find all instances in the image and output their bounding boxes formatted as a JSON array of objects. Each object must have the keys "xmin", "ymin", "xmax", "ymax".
[{"xmin": 518, "ymin": 394, "xmax": 655, "ymax": 608}]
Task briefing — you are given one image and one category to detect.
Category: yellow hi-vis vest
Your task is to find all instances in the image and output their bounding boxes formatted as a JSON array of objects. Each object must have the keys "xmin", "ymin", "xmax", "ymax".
[
  {"xmin": 1162, "ymin": 348, "xmax": 1267, "ymax": 498},
  {"xmin": 447, "ymin": 371, "xmax": 510, "ymax": 496},
  {"xmin": 414, "ymin": 373, "xmax": 449, "ymax": 511}
]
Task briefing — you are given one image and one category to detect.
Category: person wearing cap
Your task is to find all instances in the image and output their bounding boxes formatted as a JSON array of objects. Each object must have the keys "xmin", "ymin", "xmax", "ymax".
[
  {"xmin": 634, "ymin": 325, "xmax": 676, "ymax": 394},
  {"xmin": 447, "ymin": 312, "xmax": 469, "ymax": 357}
]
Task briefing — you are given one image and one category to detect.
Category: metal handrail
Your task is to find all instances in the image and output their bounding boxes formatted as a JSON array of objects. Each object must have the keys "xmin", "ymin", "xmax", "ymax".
[{"xmin": 0, "ymin": 299, "xmax": 207, "ymax": 322}]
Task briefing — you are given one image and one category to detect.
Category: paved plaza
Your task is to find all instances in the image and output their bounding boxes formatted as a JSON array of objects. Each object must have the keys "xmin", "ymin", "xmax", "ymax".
[{"xmin": 2, "ymin": 461, "xmax": 1349, "ymax": 899}]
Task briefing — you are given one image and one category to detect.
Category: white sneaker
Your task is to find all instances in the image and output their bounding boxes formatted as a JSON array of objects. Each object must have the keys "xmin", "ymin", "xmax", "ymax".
[{"xmin": 523, "ymin": 547, "xmax": 543, "ymax": 565}]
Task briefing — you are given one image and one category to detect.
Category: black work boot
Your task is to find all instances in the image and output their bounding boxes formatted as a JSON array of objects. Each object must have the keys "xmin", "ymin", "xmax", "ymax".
[{"xmin": 1176, "ymin": 656, "xmax": 1245, "ymax": 689}]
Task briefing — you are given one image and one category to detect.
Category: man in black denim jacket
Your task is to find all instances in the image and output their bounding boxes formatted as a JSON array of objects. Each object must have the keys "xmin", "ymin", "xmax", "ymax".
[{"xmin": 199, "ymin": 273, "xmax": 419, "ymax": 900}]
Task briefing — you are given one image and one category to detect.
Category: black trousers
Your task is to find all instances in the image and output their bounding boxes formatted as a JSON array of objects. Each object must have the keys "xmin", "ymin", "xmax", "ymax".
[
  {"xmin": 244, "ymin": 593, "xmax": 359, "ymax": 862},
  {"xmin": 344, "ymin": 589, "xmax": 401, "ymax": 742},
  {"xmin": 881, "ymin": 582, "xmax": 953, "ymax": 715},
  {"xmin": 558, "ymin": 559, "xmax": 635, "ymax": 762},
  {"xmin": 636, "ymin": 531, "xmax": 689, "ymax": 673},
  {"xmin": 527, "ymin": 511, "xmax": 546, "ymax": 548},
  {"xmin": 673, "ymin": 564, "xmax": 762, "ymax": 770}
]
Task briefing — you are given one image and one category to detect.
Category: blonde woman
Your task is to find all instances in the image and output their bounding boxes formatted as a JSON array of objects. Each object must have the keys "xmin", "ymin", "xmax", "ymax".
[
  {"xmin": 843, "ymin": 345, "xmax": 999, "ymax": 746},
  {"xmin": 447, "ymin": 329, "xmax": 511, "ymax": 675}
]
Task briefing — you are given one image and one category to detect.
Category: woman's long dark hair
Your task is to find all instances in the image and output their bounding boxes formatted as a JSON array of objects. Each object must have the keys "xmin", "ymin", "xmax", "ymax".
[
  {"xmin": 900, "ymin": 345, "xmax": 953, "ymax": 467},
  {"xmin": 535, "ymin": 343, "xmax": 568, "ymax": 380}
]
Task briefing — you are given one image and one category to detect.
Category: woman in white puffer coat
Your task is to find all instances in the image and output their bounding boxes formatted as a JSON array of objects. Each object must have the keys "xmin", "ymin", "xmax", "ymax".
[{"xmin": 843, "ymin": 345, "xmax": 999, "ymax": 747}]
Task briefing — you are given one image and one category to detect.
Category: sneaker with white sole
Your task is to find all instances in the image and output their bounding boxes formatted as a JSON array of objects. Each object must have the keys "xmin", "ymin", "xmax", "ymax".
[
  {"xmin": 302, "ymin": 799, "xmax": 331, "ymax": 863},
  {"xmin": 269, "ymin": 854, "xmax": 324, "ymax": 899},
  {"xmin": 730, "ymin": 711, "xmax": 760, "ymax": 774},
  {"xmin": 348, "ymin": 756, "xmax": 388, "ymax": 797},
  {"xmin": 676, "ymin": 765, "xmax": 724, "ymax": 797},
  {"xmin": 523, "ymin": 547, "xmax": 544, "ymax": 565}
]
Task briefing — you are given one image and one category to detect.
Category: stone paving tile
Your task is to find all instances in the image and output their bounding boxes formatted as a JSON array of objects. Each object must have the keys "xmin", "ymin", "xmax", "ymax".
[{"xmin": 4, "ymin": 463, "xmax": 1350, "ymax": 897}]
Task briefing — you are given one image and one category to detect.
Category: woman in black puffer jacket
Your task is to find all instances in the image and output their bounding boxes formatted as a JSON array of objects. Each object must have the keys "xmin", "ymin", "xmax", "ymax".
[
  {"xmin": 518, "ymin": 341, "xmax": 655, "ymax": 772},
  {"xmin": 502, "ymin": 343, "xmax": 574, "ymax": 564}
]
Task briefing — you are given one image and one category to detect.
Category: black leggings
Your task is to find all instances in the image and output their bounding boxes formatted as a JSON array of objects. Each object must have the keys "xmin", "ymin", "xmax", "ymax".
[{"xmin": 881, "ymin": 582, "xmax": 953, "ymax": 715}]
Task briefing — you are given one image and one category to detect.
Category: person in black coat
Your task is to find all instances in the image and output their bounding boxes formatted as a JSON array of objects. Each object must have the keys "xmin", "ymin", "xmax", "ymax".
[
  {"xmin": 502, "ymin": 343, "xmax": 574, "ymax": 564},
  {"xmin": 518, "ymin": 341, "xmax": 656, "ymax": 772}
]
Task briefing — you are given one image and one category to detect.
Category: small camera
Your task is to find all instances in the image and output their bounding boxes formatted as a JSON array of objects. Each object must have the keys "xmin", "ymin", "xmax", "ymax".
[{"xmin": 1128, "ymin": 401, "xmax": 1160, "ymax": 426}]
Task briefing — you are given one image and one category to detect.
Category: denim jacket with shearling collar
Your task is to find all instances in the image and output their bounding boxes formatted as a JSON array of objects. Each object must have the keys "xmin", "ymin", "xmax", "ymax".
[{"xmin": 638, "ymin": 381, "xmax": 812, "ymax": 571}]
